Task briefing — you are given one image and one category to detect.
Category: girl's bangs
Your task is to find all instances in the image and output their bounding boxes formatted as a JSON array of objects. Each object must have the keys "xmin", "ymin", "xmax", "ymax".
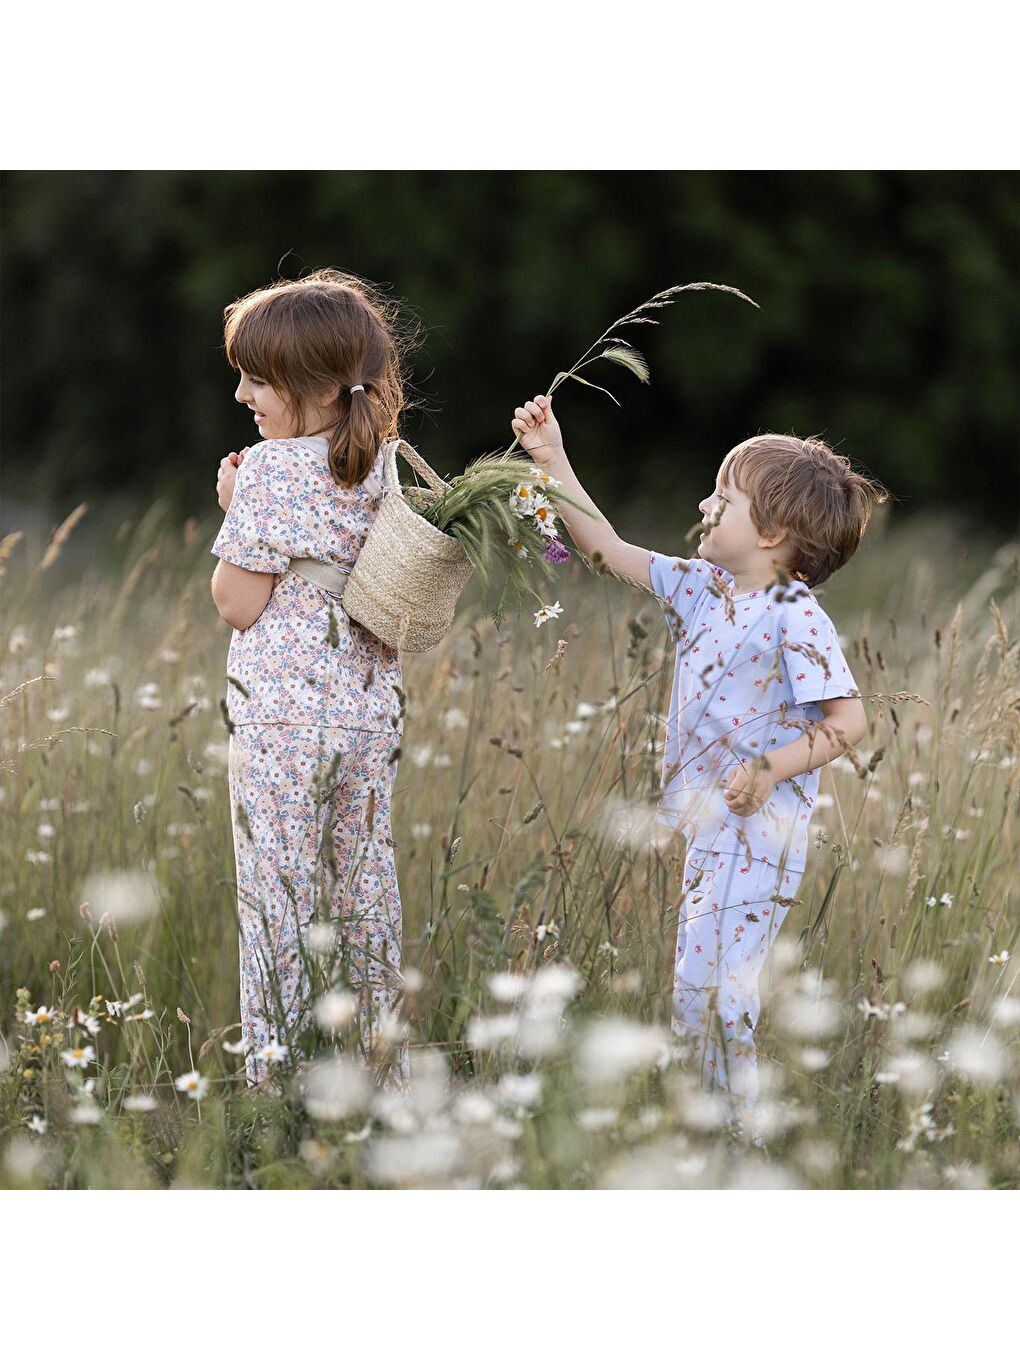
[{"xmin": 225, "ymin": 306, "xmax": 284, "ymax": 385}]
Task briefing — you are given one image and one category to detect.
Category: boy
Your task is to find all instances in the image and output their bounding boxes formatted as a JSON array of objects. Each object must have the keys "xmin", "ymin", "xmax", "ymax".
[{"xmin": 511, "ymin": 394, "xmax": 886, "ymax": 1131}]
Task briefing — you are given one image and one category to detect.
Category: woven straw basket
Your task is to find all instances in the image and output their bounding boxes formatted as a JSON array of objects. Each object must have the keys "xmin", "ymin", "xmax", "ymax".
[{"xmin": 341, "ymin": 438, "xmax": 474, "ymax": 653}]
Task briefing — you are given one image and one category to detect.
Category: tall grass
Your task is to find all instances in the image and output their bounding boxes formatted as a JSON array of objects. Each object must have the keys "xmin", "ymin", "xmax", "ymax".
[{"xmin": 0, "ymin": 503, "xmax": 1017, "ymax": 1189}]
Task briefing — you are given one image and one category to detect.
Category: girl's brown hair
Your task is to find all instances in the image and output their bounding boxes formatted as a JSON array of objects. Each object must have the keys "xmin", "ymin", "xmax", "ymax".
[
  {"xmin": 720, "ymin": 434, "xmax": 888, "ymax": 588},
  {"xmin": 223, "ymin": 268, "xmax": 410, "ymax": 488}
]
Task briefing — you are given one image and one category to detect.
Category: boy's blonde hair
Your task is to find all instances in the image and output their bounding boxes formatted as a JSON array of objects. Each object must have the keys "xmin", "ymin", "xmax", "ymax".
[{"xmin": 720, "ymin": 434, "xmax": 888, "ymax": 588}]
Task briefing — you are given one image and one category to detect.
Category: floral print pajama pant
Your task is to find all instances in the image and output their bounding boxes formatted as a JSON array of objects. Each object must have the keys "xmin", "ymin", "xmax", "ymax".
[
  {"xmin": 227, "ymin": 723, "xmax": 407, "ymax": 1087},
  {"xmin": 673, "ymin": 847, "xmax": 801, "ymax": 1117}
]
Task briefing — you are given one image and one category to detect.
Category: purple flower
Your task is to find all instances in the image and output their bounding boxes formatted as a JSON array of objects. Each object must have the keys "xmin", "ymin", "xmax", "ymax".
[{"xmin": 543, "ymin": 538, "xmax": 570, "ymax": 565}]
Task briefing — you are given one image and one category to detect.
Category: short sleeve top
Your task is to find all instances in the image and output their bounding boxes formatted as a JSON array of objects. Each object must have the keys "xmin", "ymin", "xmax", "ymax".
[
  {"xmin": 648, "ymin": 551, "xmax": 859, "ymax": 871},
  {"xmin": 211, "ymin": 435, "xmax": 402, "ymax": 733}
]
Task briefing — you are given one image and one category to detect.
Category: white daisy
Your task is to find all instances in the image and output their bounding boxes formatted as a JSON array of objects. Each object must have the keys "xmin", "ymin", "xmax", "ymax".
[
  {"xmin": 61, "ymin": 1044, "xmax": 95, "ymax": 1069},
  {"xmin": 123, "ymin": 1093, "xmax": 158, "ymax": 1112},
  {"xmin": 509, "ymin": 483, "xmax": 537, "ymax": 516},
  {"xmin": 507, "ymin": 536, "xmax": 529, "ymax": 559},
  {"xmin": 134, "ymin": 682, "xmax": 162, "ymax": 710},
  {"xmin": 68, "ymin": 1006, "xmax": 101, "ymax": 1035},
  {"xmin": 533, "ymin": 601, "xmax": 564, "ymax": 628},
  {"xmin": 257, "ymin": 1040, "xmax": 289, "ymax": 1065},
  {"xmin": 989, "ymin": 950, "xmax": 1010, "ymax": 967},
  {"xmin": 69, "ymin": 1102, "xmax": 102, "ymax": 1125},
  {"xmin": 533, "ymin": 469, "xmax": 561, "ymax": 489},
  {"xmin": 24, "ymin": 1006, "xmax": 56, "ymax": 1026},
  {"xmin": 531, "ymin": 498, "xmax": 558, "ymax": 538},
  {"xmin": 314, "ymin": 989, "xmax": 358, "ymax": 1032},
  {"xmin": 174, "ymin": 1070, "xmax": 209, "ymax": 1100}
]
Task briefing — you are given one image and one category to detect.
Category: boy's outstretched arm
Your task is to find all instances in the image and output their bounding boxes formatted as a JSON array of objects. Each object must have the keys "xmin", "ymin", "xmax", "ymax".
[{"xmin": 512, "ymin": 395, "xmax": 652, "ymax": 590}]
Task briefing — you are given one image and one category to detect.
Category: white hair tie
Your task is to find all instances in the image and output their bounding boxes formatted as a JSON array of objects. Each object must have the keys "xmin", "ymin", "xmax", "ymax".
[{"xmin": 350, "ymin": 384, "xmax": 365, "ymax": 394}]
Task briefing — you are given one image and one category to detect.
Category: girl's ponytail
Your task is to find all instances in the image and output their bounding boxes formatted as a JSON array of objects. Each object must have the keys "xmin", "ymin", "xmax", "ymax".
[{"xmin": 330, "ymin": 363, "xmax": 398, "ymax": 489}]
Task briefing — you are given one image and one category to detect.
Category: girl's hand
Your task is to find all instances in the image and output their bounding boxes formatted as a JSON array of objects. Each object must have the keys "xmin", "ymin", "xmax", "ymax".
[
  {"xmin": 722, "ymin": 760, "xmax": 776, "ymax": 817},
  {"xmin": 216, "ymin": 448, "xmax": 248, "ymax": 512},
  {"xmin": 512, "ymin": 394, "xmax": 564, "ymax": 465}
]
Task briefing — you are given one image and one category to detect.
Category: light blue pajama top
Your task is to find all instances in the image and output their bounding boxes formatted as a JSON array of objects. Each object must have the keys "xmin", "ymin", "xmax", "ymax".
[{"xmin": 648, "ymin": 552, "xmax": 860, "ymax": 872}]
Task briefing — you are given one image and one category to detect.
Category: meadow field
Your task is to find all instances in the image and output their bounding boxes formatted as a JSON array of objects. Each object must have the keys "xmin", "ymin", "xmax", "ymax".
[{"xmin": 1, "ymin": 501, "xmax": 1017, "ymax": 1189}]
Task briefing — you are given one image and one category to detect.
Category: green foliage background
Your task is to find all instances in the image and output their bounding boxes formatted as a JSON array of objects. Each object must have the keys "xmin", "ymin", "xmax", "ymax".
[{"xmin": 2, "ymin": 170, "xmax": 1017, "ymax": 532}]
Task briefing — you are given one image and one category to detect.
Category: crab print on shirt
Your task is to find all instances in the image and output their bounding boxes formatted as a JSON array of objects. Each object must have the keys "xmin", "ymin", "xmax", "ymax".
[{"xmin": 647, "ymin": 552, "xmax": 859, "ymax": 872}]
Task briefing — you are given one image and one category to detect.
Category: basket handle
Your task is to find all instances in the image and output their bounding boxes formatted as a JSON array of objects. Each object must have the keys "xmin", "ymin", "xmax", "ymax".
[{"xmin": 382, "ymin": 438, "xmax": 449, "ymax": 497}]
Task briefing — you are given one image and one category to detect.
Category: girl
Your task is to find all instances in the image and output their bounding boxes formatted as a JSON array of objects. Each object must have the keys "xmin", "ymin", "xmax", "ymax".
[{"xmin": 210, "ymin": 268, "xmax": 409, "ymax": 1089}]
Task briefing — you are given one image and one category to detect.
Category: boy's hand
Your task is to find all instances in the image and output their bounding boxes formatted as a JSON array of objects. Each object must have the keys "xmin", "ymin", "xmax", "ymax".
[
  {"xmin": 722, "ymin": 760, "xmax": 776, "ymax": 817},
  {"xmin": 511, "ymin": 394, "xmax": 564, "ymax": 466},
  {"xmin": 216, "ymin": 448, "xmax": 248, "ymax": 512}
]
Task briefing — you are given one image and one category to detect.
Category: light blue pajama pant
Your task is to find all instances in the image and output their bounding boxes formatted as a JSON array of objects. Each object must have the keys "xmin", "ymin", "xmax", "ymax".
[{"xmin": 673, "ymin": 846, "xmax": 801, "ymax": 1117}]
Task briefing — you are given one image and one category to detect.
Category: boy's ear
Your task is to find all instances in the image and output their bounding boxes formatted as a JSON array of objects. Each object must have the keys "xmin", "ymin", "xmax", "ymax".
[{"xmin": 758, "ymin": 525, "xmax": 789, "ymax": 551}]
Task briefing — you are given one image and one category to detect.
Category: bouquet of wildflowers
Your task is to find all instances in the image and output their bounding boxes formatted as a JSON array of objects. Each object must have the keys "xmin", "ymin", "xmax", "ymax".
[
  {"xmin": 403, "ymin": 281, "xmax": 758, "ymax": 630},
  {"xmin": 403, "ymin": 454, "xmax": 589, "ymax": 628}
]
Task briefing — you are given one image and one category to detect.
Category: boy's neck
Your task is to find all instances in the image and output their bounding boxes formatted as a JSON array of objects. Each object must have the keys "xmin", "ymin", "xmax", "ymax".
[
  {"xmin": 729, "ymin": 574, "xmax": 777, "ymax": 594},
  {"xmin": 727, "ymin": 561, "xmax": 793, "ymax": 595}
]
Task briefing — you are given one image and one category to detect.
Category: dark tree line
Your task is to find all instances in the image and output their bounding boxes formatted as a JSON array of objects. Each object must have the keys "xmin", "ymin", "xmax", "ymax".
[{"xmin": 2, "ymin": 170, "xmax": 1017, "ymax": 531}]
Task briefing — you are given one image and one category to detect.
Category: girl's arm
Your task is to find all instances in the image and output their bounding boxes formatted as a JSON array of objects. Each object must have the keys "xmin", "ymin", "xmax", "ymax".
[
  {"xmin": 211, "ymin": 446, "xmax": 274, "ymax": 630},
  {"xmin": 512, "ymin": 395, "xmax": 652, "ymax": 589},
  {"xmin": 211, "ymin": 559, "xmax": 276, "ymax": 631}
]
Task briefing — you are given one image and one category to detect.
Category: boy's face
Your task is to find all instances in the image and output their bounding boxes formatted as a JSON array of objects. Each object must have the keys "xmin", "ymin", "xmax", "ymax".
[{"xmin": 697, "ymin": 458, "xmax": 788, "ymax": 578}]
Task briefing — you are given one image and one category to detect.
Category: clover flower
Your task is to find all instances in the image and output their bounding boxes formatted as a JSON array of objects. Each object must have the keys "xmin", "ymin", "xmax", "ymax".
[{"xmin": 543, "ymin": 538, "xmax": 570, "ymax": 565}]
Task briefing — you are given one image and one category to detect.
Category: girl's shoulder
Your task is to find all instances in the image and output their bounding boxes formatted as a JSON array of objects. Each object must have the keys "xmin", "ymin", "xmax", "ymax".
[
  {"xmin": 247, "ymin": 437, "xmax": 311, "ymax": 460},
  {"xmin": 242, "ymin": 437, "xmax": 331, "ymax": 478},
  {"xmin": 245, "ymin": 437, "xmax": 387, "ymax": 500}
]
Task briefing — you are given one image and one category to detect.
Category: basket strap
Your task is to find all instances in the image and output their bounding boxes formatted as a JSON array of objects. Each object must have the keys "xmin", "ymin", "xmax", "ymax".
[{"xmin": 380, "ymin": 437, "xmax": 448, "ymax": 497}]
